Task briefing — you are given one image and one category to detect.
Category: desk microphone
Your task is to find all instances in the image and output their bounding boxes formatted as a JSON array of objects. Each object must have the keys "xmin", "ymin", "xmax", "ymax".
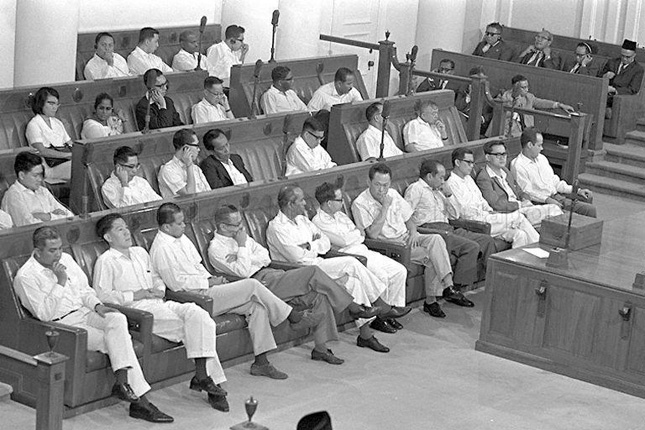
[
  {"xmin": 378, "ymin": 100, "xmax": 392, "ymax": 161},
  {"xmin": 270, "ymin": 10, "xmax": 280, "ymax": 63}
]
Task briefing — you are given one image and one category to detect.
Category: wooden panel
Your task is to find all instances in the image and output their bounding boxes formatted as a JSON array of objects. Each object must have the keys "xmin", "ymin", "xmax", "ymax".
[{"xmin": 626, "ymin": 304, "xmax": 645, "ymax": 376}]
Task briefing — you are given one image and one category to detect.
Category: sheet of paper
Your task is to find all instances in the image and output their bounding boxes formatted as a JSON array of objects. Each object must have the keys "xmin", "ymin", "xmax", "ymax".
[{"xmin": 523, "ymin": 247, "xmax": 550, "ymax": 259}]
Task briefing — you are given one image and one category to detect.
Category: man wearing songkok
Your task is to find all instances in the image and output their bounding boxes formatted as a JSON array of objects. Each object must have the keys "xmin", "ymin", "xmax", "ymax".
[
  {"xmin": 127, "ymin": 27, "xmax": 173, "ymax": 75},
  {"xmin": 472, "ymin": 22, "xmax": 515, "ymax": 61},
  {"xmin": 475, "ymin": 139, "xmax": 562, "ymax": 226},
  {"xmin": 511, "ymin": 128, "xmax": 597, "ymax": 218},
  {"xmin": 149, "ymin": 203, "xmax": 321, "ymax": 377},
  {"xmin": 2, "ymin": 152, "xmax": 74, "ymax": 227},
  {"xmin": 403, "ymin": 100, "xmax": 448, "ymax": 152},
  {"xmin": 84, "ymin": 32, "xmax": 131, "ymax": 80},
  {"xmin": 206, "ymin": 25, "xmax": 248, "ymax": 87},
  {"xmin": 172, "ymin": 30, "xmax": 208, "ymax": 72},
  {"xmin": 158, "ymin": 129, "xmax": 211, "ymax": 198},
  {"xmin": 307, "ymin": 67, "xmax": 363, "ymax": 112},
  {"xmin": 135, "ymin": 68, "xmax": 184, "ymax": 130},
  {"xmin": 267, "ymin": 185, "xmax": 409, "ymax": 352},
  {"xmin": 261, "ymin": 66, "xmax": 308, "ymax": 114},
  {"xmin": 355, "ymin": 102, "xmax": 403, "ymax": 161},
  {"xmin": 351, "ymin": 163, "xmax": 472, "ymax": 319},
  {"xmin": 446, "ymin": 147, "xmax": 540, "ymax": 248},
  {"xmin": 312, "ymin": 180, "xmax": 411, "ymax": 334},
  {"xmin": 285, "ymin": 117, "xmax": 337, "ymax": 176},
  {"xmin": 209, "ymin": 205, "xmax": 382, "ymax": 365},
  {"xmin": 14, "ymin": 226, "xmax": 173, "ymax": 423},
  {"xmin": 404, "ymin": 159, "xmax": 494, "ymax": 279},
  {"xmin": 562, "ymin": 42, "xmax": 601, "ymax": 76},
  {"xmin": 101, "ymin": 146, "xmax": 161, "ymax": 209},
  {"xmin": 199, "ymin": 128, "xmax": 252, "ymax": 189},
  {"xmin": 599, "ymin": 39, "xmax": 644, "ymax": 112},
  {"xmin": 191, "ymin": 76, "xmax": 235, "ymax": 124},
  {"xmin": 517, "ymin": 30, "xmax": 561, "ymax": 69}
]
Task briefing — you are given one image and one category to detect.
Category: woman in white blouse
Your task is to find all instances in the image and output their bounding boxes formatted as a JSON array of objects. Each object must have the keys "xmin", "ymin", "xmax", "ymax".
[
  {"xmin": 25, "ymin": 87, "xmax": 73, "ymax": 183},
  {"xmin": 81, "ymin": 93, "xmax": 125, "ymax": 139}
]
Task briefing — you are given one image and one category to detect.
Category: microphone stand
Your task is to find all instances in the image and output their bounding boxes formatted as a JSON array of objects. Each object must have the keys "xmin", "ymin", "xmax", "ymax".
[
  {"xmin": 269, "ymin": 11, "xmax": 279, "ymax": 63},
  {"xmin": 378, "ymin": 102, "xmax": 390, "ymax": 162},
  {"xmin": 143, "ymin": 92, "xmax": 152, "ymax": 134},
  {"xmin": 196, "ymin": 16, "xmax": 207, "ymax": 71},
  {"xmin": 546, "ymin": 182, "xmax": 578, "ymax": 269},
  {"xmin": 250, "ymin": 59, "xmax": 264, "ymax": 119}
]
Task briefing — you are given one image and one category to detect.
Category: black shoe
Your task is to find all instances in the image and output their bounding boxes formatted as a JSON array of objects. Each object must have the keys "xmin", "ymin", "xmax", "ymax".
[
  {"xmin": 370, "ymin": 317, "xmax": 397, "ymax": 334},
  {"xmin": 442, "ymin": 287, "xmax": 475, "ymax": 307},
  {"xmin": 129, "ymin": 402, "xmax": 174, "ymax": 423},
  {"xmin": 111, "ymin": 382, "xmax": 139, "ymax": 403},
  {"xmin": 387, "ymin": 318, "xmax": 403, "ymax": 330},
  {"xmin": 208, "ymin": 394, "xmax": 230, "ymax": 412},
  {"xmin": 349, "ymin": 304, "xmax": 382, "ymax": 319},
  {"xmin": 380, "ymin": 305, "xmax": 412, "ymax": 319},
  {"xmin": 311, "ymin": 348, "xmax": 345, "ymax": 365},
  {"xmin": 190, "ymin": 376, "xmax": 227, "ymax": 396},
  {"xmin": 356, "ymin": 335, "xmax": 390, "ymax": 353},
  {"xmin": 423, "ymin": 301, "xmax": 446, "ymax": 318}
]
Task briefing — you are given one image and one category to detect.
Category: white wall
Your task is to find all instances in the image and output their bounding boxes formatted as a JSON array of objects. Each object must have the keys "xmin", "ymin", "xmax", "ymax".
[{"xmin": 0, "ymin": 0, "xmax": 17, "ymax": 88}]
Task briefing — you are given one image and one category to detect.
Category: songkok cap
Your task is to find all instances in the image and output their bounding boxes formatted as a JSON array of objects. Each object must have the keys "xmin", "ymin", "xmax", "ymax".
[{"xmin": 622, "ymin": 39, "xmax": 637, "ymax": 51}]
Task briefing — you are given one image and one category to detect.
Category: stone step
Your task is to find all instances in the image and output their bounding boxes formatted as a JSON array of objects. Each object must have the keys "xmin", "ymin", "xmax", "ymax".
[
  {"xmin": 603, "ymin": 143, "xmax": 645, "ymax": 168},
  {"xmin": 578, "ymin": 173, "xmax": 645, "ymax": 202},
  {"xmin": 585, "ymin": 160, "xmax": 645, "ymax": 184},
  {"xmin": 0, "ymin": 382, "xmax": 12, "ymax": 402},
  {"xmin": 624, "ymin": 130, "xmax": 645, "ymax": 148}
]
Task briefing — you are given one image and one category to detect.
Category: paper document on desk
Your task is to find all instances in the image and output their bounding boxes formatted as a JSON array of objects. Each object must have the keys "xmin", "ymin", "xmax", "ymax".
[{"xmin": 523, "ymin": 248, "xmax": 550, "ymax": 259}]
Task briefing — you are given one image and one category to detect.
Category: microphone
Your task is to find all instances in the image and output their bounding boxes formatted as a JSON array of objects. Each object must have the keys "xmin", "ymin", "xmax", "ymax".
[
  {"xmin": 271, "ymin": 10, "xmax": 280, "ymax": 26},
  {"xmin": 410, "ymin": 45, "xmax": 418, "ymax": 61},
  {"xmin": 381, "ymin": 100, "xmax": 392, "ymax": 119},
  {"xmin": 196, "ymin": 16, "xmax": 208, "ymax": 71},
  {"xmin": 269, "ymin": 10, "xmax": 280, "ymax": 63},
  {"xmin": 199, "ymin": 16, "xmax": 207, "ymax": 33},
  {"xmin": 378, "ymin": 101, "xmax": 391, "ymax": 161},
  {"xmin": 253, "ymin": 59, "xmax": 264, "ymax": 79}
]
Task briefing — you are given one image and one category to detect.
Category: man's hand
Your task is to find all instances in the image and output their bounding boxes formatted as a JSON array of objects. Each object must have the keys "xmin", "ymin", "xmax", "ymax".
[
  {"xmin": 150, "ymin": 89, "xmax": 166, "ymax": 108},
  {"xmin": 581, "ymin": 54, "xmax": 593, "ymax": 67},
  {"xmin": 52, "ymin": 262, "xmax": 68, "ymax": 286},
  {"xmin": 382, "ymin": 195, "xmax": 393, "ymax": 209},
  {"xmin": 406, "ymin": 231, "xmax": 421, "ymax": 247},
  {"xmin": 133, "ymin": 289, "xmax": 154, "ymax": 301},
  {"xmin": 115, "ymin": 164, "xmax": 129, "ymax": 186},
  {"xmin": 543, "ymin": 46, "xmax": 552, "ymax": 58},
  {"xmin": 604, "ymin": 71, "xmax": 616, "ymax": 80},
  {"xmin": 558, "ymin": 103, "xmax": 575, "ymax": 114},
  {"xmin": 545, "ymin": 197, "xmax": 563, "ymax": 208},
  {"xmin": 312, "ymin": 232, "xmax": 322, "ymax": 242},
  {"xmin": 32, "ymin": 212, "xmax": 52, "ymax": 222},
  {"xmin": 180, "ymin": 146, "xmax": 197, "ymax": 166},
  {"xmin": 209, "ymin": 276, "xmax": 228, "ymax": 286},
  {"xmin": 95, "ymin": 304, "xmax": 120, "ymax": 318},
  {"xmin": 519, "ymin": 45, "xmax": 535, "ymax": 58},
  {"xmin": 234, "ymin": 228, "xmax": 247, "ymax": 247},
  {"xmin": 578, "ymin": 188, "xmax": 593, "ymax": 200},
  {"xmin": 149, "ymin": 289, "xmax": 165, "ymax": 299},
  {"xmin": 439, "ymin": 183, "xmax": 452, "ymax": 198},
  {"xmin": 240, "ymin": 43, "xmax": 249, "ymax": 57},
  {"xmin": 298, "ymin": 242, "xmax": 312, "ymax": 251},
  {"xmin": 520, "ymin": 199, "xmax": 533, "ymax": 208},
  {"xmin": 225, "ymin": 253, "xmax": 238, "ymax": 263},
  {"xmin": 607, "ymin": 85, "xmax": 617, "ymax": 95},
  {"xmin": 105, "ymin": 52, "xmax": 114, "ymax": 66},
  {"xmin": 435, "ymin": 119, "xmax": 447, "ymax": 137}
]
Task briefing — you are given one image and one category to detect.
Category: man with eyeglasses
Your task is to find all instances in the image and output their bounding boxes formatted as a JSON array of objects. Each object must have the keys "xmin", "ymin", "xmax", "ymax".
[
  {"xmin": 446, "ymin": 147, "xmax": 539, "ymax": 249},
  {"xmin": 285, "ymin": 117, "xmax": 337, "ymax": 176},
  {"xmin": 101, "ymin": 146, "xmax": 161, "ymax": 209},
  {"xmin": 562, "ymin": 42, "xmax": 601, "ymax": 76},
  {"xmin": 206, "ymin": 24, "xmax": 248, "ymax": 88},
  {"xmin": 192, "ymin": 76, "xmax": 235, "ymax": 124},
  {"xmin": 518, "ymin": 30, "xmax": 561, "ymax": 69},
  {"xmin": 475, "ymin": 140, "xmax": 562, "ymax": 227},
  {"xmin": 158, "ymin": 129, "xmax": 211, "ymax": 198},
  {"xmin": 127, "ymin": 27, "xmax": 173, "ymax": 76},
  {"xmin": 472, "ymin": 22, "xmax": 515, "ymax": 62},
  {"xmin": 135, "ymin": 68, "xmax": 184, "ymax": 130},
  {"xmin": 417, "ymin": 59, "xmax": 457, "ymax": 93},
  {"xmin": 403, "ymin": 99, "xmax": 448, "ymax": 152},
  {"xmin": 599, "ymin": 39, "xmax": 644, "ymax": 114},
  {"xmin": 261, "ymin": 66, "xmax": 308, "ymax": 114}
]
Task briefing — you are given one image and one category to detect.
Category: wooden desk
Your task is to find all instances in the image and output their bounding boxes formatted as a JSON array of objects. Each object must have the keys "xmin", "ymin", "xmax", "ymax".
[{"xmin": 477, "ymin": 212, "xmax": 645, "ymax": 398}]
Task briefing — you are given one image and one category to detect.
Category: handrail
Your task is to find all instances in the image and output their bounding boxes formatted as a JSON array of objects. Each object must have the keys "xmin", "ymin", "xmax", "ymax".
[{"xmin": 319, "ymin": 34, "xmax": 380, "ymax": 51}]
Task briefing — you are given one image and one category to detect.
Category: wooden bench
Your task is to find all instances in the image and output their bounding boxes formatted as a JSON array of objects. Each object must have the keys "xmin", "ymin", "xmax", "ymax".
[
  {"xmin": 75, "ymin": 24, "xmax": 222, "ymax": 80},
  {"xmin": 228, "ymin": 54, "xmax": 369, "ymax": 118}
]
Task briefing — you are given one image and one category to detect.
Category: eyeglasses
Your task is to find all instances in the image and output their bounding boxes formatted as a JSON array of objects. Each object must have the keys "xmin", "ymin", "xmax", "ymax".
[
  {"xmin": 330, "ymin": 198, "xmax": 343, "ymax": 202},
  {"xmin": 97, "ymin": 105, "xmax": 113, "ymax": 111},
  {"xmin": 119, "ymin": 163, "xmax": 140, "ymax": 169},
  {"xmin": 485, "ymin": 32, "xmax": 501, "ymax": 36},
  {"xmin": 281, "ymin": 76, "xmax": 294, "ymax": 81},
  {"xmin": 439, "ymin": 67, "xmax": 454, "ymax": 73},
  {"xmin": 307, "ymin": 131, "xmax": 325, "ymax": 141},
  {"xmin": 205, "ymin": 88, "xmax": 225, "ymax": 97},
  {"xmin": 184, "ymin": 143, "xmax": 200, "ymax": 148},
  {"xmin": 486, "ymin": 152, "xmax": 507, "ymax": 157},
  {"xmin": 222, "ymin": 221, "xmax": 243, "ymax": 228},
  {"xmin": 154, "ymin": 81, "xmax": 169, "ymax": 88},
  {"xmin": 459, "ymin": 159, "xmax": 475, "ymax": 165},
  {"xmin": 233, "ymin": 38, "xmax": 244, "ymax": 43},
  {"xmin": 535, "ymin": 35, "xmax": 551, "ymax": 41}
]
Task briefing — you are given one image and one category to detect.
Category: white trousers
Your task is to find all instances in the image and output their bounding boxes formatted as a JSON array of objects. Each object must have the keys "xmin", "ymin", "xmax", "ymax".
[
  {"xmin": 43, "ymin": 160, "xmax": 71, "ymax": 183},
  {"xmin": 204, "ymin": 278, "xmax": 292, "ymax": 356},
  {"xmin": 409, "ymin": 234, "xmax": 453, "ymax": 297},
  {"xmin": 482, "ymin": 210, "xmax": 540, "ymax": 248},
  {"xmin": 130, "ymin": 299, "xmax": 225, "ymax": 384},
  {"xmin": 519, "ymin": 203, "xmax": 563, "ymax": 227},
  {"xmin": 61, "ymin": 308, "xmax": 151, "ymax": 397}
]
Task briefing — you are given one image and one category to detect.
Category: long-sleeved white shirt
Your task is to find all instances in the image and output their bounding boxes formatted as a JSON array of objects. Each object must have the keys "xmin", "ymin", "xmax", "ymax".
[
  {"xmin": 127, "ymin": 46, "xmax": 173, "ymax": 75},
  {"xmin": 14, "ymin": 253, "xmax": 101, "ymax": 322},
  {"xmin": 84, "ymin": 53, "xmax": 131, "ymax": 80},
  {"xmin": 402, "ymin": 117, "xmax": 444, "ymax": 151},
  {"xmin": 205, "ymin": 42, "xmax": 241, "ymax": 87},
  {"xmin": 260, "ymin": 86, "xmax": 307, "ymax": 115},
  {"xmin": 208, "ymin": 232, "xmax": 271, "ymax": 278},
  {"xmin": 511, "ymin": 153, "xmax": 573, "ymax": 202},
  {"xmin": 351, "ymin": 188, "xmax": 412, "ymax": 242},
  {"xmin": 171, "ymin": 49, "xmax": 208, "ymax": 72},
  {"xmin": 355, "ymin": 125, "xmax": 403, "ymax": 160},
  {"xmin": 158, "ymin": 156, "xmax": 211, "ymax": 198},
  {"xmin": 311, "ymin": 209, "xmax": 365, "ymax": 252},
  {"xmin": 149, "ymin": 231, "xmax": 211, "ymax": 292},
  {"xmin": 101, "ymin": 173, "xmax": 161, "ymax": 209},
  {"xmin": 445, "ymin": 173, "xmax": 493, "ymax": 221},
  {"xmin": 1, "ymin": 181, "xmax": 74, "ymax": 227},
  {"xmin": 191, "ymin": 98, "xmax": 231, "ymax": 124},
  {"xmin": 266, "ymin": 211, "xmax": 330, "ymax": 265},
  {"xmin": 285, "ymin": 136, "xmax": 336, "ymax": 176},
  {"xmin": 404, "ymin": 178, "xmax": 459, "ymax": 226},
  {"xmin": 306, "ymin": 82, "xmax": 363, "ymax": 112}
]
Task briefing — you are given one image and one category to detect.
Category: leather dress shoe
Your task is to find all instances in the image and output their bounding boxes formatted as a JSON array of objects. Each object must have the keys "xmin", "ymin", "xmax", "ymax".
[
  {"xmin": 380, "ymin": 305, "xmax": 412, "ymax": 319},
  {"xmin": 356, "ymin": 335, "xmax": 390, "ymax": 353},
  {"xmin": 370, "ymin": 317, "xmax": 397, "ymax": 334},
  {"xmin": 111, "ymin": 382, "xmax": 139, "ymax": 403},
  {"xmin": 349, "ymin": 304, "xmax": 381, "ymax": 319},
  {"xmin": 443, "ymin": 287, "xmax": 475, "ymax": 307},
  {"xmin": 387, "ymin": 318, "xmax": 403, "ymax": 330},
  {"xmin": 423, "ymin": 301, "xmax": 446, "ymax": 318},
  {"xmin": 189, "ymin": 376, "xmax": 227, "ymax": 396},
  {"xmin": 208, "ymin": 393, "xmax": 230, "ymax": 412},
  {"xmin": 250, "ymin": 362, "xmax": 288, "ymax": 379},
  {"xmin": 311, "ymin": 348, "xmax": 345, "ymax": 365},
  {"xmin": 129, "ymin": 402, "xmax": 174, "ymax": 423}
]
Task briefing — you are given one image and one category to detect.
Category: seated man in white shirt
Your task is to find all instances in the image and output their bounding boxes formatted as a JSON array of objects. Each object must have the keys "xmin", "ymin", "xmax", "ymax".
[
  {"xmin": 101, "ymin": 146, "xmax": 162, "ymax": 209},
  {"xmin": 1, "ymin": 152, "xmax": 74, "ymax": 227},
  {"xmin": 0, "ymin": 209, "xmax": 12, "ymax": 230},
  {"xmin": 261, "ymin": 66, "xmax": 308, "ymax": 114},
  {"xmin": 312, "ymin": 181, "xmax": 411, "ymax": 333},
  {"xmin": 149, "ymin": 204, "xmax": 322, "ymax": 376},
  {"xmin": 158, "ymin": 129, "xmax": 211, "ymax": 198},
  {"xmin": 191, "ymin": 76, "xmax": 235, "ymax": 124},
  {"xmin": 285, "ymin": 117, "xmax": 337, "ymax": 176},
  {"xmin": 351, "ymin": 163, "xmax": 473, "ymax": 319},
  {"xmin": 206, "ymin": 24, "xmax": 248, "ymax": 88},
  {"xmin": 307, "ymin": 67, "xmax": 364, "ymax": 112},
  {"xmin": 403, "ymin": 100, "xmax": 448, "ymax": 152},
  {"xmin": 267, "ymin": 185, "xmax": 411, "ymax": 353},
  {"xmin": 172, "ymin": 30, "xmax": 208, "ymax": 72},
  {"xmin": 446, "ymin": 147, "xmax": 539, "ymax": 248},
  {"xmin": 127, "ymin": 27, "xmax": 173, "ymax": 75},
  {"xmin": 209, "ymin": 205, "xmax": 381, "ymax": 365},
  {"xmin": 511, "ymin": 128, "xmax": 597, "ymax": 218},
  {"xmin": 355, "ymin": 102, "xmax": 404, "ymax": 161},
  {"xmin": 14, "ymin": 227, "xmax": 173, "ymax": 423},
  {"xmin": 84, "ymin": 32, "xmax": 131, "ymax": 80},
  {"xmin": 199, "ymin": 129, "xmax": 252, "ymax": 189}
]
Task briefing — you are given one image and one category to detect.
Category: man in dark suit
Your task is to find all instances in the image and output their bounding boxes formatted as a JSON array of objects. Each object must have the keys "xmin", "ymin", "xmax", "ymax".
[
  {"xmin": 562, "ymin": 42, "xmax": 602, "ymax": 76},
  {"xmin": 416, "ymin": 59, "xmax": 460, "ymax": 92},
  {"xmin": 472, "ymin": 22, "xmax": 515, "ymax": 62},
  {"xmin": 517, "ymin": 30, "xmax": 561, "ymax": 70},
  {"xmin": 599, "ymin": 39, "xmax": 644, "ymax": 108},
  {"xmin": 199, "ymin": 128, "xmax": 253, "ymax": 189},
  {"xmin": 135, "ymin": 68, "xmax": 184, "ymax": 130}
]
